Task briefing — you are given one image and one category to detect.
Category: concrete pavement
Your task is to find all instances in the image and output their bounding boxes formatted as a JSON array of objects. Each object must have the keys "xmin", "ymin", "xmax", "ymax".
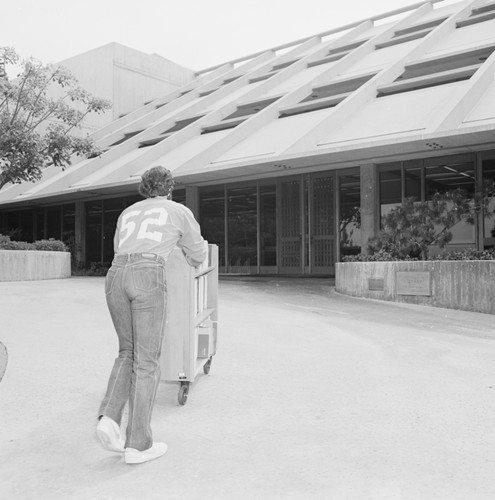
[{"xmin": 0, "ymin": 276, "xmax": 494, "ymax": 500}]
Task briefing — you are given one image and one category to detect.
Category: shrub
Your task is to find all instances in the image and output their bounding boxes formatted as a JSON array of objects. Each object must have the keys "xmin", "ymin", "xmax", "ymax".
[
  {"xmin": 342, "ymin": 247, "xmax": 495, "ymax": 262},
  {"xmin": 33, "ymin": 238, "xmax": 68, "ymax": 252},
  {"xmin": 433, "ymin": 248, "xmax": 495, "ymax": 261},
  {"xmin": 364, "ymin": 183, "xmax": 495, "ymax": 261},
  {"xmin": 0, "ymin": 234, "xmax": 67, "ymax": 251},
  {"xmin": 0, "ymin": 234, "xmax": 34, "ymax": 250},
  {"xmin": 367, "ymin": 192, "xmax": 475, "ymax": 260},
  {"xmin": 342, "ymin": 250, "xmax": 418, "ymax": 262}
]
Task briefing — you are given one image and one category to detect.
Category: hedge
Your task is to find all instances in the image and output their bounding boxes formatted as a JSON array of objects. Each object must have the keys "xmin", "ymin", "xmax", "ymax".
[
  {"xmin": 343, "ymin": 248, "xmax": 495, "ymax": 262},
  {"xmin": 0, "ymin": 234, "xmax": 68, "ymax": 252}
]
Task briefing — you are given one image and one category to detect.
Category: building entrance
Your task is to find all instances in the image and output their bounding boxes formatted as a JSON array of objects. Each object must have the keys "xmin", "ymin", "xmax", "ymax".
[{"xmin": 279, "ymin": 173, "xmax": 335, "ymax": 275}]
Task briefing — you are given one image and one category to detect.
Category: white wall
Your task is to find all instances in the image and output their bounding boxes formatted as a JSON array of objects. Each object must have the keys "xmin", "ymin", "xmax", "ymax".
[{"xmin": 52, "ymin": 43, "xmax": 195, "ymax": 136}]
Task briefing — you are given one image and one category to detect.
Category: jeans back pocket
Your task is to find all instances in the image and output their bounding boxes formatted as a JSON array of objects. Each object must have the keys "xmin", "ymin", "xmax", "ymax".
[{"xmin": 132, "ymin": 264, "xmax": 162, "ymax": 293}]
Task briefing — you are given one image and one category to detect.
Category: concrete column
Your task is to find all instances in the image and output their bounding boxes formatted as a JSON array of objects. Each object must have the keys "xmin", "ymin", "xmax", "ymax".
[
  {"xmin": 74, "ymin": 202, "xmax": 86, "ymax": 267},
  {"xmin": 185, "ymin": 186, "xmax": 200, "ymax": 219},
  {"xmin": 360, "ymin": 163, "xmax": 380, "ymax": 254}
]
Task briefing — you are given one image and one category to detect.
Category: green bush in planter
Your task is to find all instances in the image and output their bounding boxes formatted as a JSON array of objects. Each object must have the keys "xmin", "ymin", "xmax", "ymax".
[
  {"xmin": 345, "ymin": 183, "xmax": 495, "ymax": 262},
  {"xmin": 0, "ymin": 234, "xmax": 34, "ymax": 250},
  {"xmin": 342, "ymin": 247, "xmax": 495, "ymax": 262},
  {"xmin": 0, "ymin": 234, "xmax": 67, "ymax": 252},
  {"xmin": 434, "ymin": 248, "xmax": 495, "ymax": 261},
  {"xmin": 33, "ymin": 238, "xmax": 68, "ymax": 252}
]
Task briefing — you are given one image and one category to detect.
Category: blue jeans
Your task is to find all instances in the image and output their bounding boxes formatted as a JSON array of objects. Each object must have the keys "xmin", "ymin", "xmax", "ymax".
[{"xmin": 99, "ymin": 253, "xmax": 167, "ymax": 451}]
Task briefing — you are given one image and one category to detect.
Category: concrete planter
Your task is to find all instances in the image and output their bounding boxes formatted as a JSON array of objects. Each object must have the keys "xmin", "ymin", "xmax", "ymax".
[
  {"xmin": 0, "ymin": 250, "xmax": 71, "ymax": 282},
  {"xmin": 336, "ymin": 260, "xmax": 495, "ymax": 314}
]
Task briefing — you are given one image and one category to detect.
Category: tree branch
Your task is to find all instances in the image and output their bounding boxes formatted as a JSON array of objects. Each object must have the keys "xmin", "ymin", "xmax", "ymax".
[{"xmin": 10, "ymin": 65, "xmax": 34, "ymax": 125}]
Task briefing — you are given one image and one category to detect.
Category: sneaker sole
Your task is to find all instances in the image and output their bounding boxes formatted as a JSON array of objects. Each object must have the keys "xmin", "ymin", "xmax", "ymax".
[
  {"xmin": 96, "ymin": 428, "xmax": 124, "ymax": 453},
  {"xmin": 125, "ymin": 446, "xmax": 167, "ymax": 464}
]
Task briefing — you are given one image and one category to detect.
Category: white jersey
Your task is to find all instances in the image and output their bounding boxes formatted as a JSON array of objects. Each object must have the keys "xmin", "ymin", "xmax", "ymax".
[{"xmin": 114, "ymin": 197, "xmax": 207, "ymax": 265}]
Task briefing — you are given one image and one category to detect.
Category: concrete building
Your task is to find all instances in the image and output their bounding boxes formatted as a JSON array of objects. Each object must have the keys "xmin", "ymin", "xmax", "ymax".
[
  {"xmin": 1, "ymin": 0, "xmax": 495, "ymax": 276},
  {"xmin": 50, "ymin": 42, "xmax": 196, "ymax": 136}
]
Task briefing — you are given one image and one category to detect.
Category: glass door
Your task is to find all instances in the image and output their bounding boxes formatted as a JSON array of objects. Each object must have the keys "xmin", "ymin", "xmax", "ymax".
[
  {"xmin": 227, "ymin": 186, "xmax": 258, "ymax": 273},
  {"xmin": 278, "ymin": 173, "xmax": 336, "ymax": 275},
  {"xmin": 309, "ymin": 173, "xmax": 335, "ymax": 275},
  {"xmin": 278, "ymin": 177, "xmax": 303, "ymax": 274}
]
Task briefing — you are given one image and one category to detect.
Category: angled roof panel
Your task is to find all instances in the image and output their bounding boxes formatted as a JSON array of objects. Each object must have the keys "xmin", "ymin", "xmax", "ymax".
[
  {"xmin": 461, "ymin": 83, "xmax": 495, "ymax": 126},
  {"xmin": 0, "ymin": 182, "xmax": 32, "ymax": 202},
  {"xmin": 261, "ymin": 64, "xmax": 339, "ymax": 98},
  {"xmin": 201, "ymin": 82, "xmax": 264, "ymax": 112},
  {"xmin": 338, "ymin": 40, "xmax": 421, "ymax": 78},
  {"xmin": 292, "ymin": 82, "xmax": 469, "ymax": 149},
  {"xmin": 391, "ymin": 1, "xmax": 455, "ymax": 26},
  {"xmin": 424, "ymin": 1, "xmax": 463, "ymax": 20},
  {"xmin": 0, "ymin": 162, "xmax": 71, "ymax": 201},
  {"xmin": 68, "ymin": 149, "xmax": 146, "ymax": 189},
  {"xmin": 352, "ymin": 21, "xmax": 393, "ymax": 42},
  {"xmin": 104, "ymin": 131, "xmax": 232, "ymax": 184},
  {"xmin": 144, "ymin": 97, "xmax": 205, "ymax": 127},
  {"xmin": 205, "ymin": 109, "xmax": 331, "ymax": 165},
  {"xmin": 9, "ymin": 151, "xmax": 147, "ymax": 202},
  {"xmin": 5, "ymin": 159, "xmax": 99, "ymax": 202},
  {"xmin": 424, "ymin": 17, "xmax": 495, "ymax": 58}
]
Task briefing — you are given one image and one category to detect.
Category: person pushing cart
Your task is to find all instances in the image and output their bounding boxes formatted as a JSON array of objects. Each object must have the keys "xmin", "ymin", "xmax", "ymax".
[{"xmin": 96, "ymin": 165, "xmax": 208, "ymax": 465}]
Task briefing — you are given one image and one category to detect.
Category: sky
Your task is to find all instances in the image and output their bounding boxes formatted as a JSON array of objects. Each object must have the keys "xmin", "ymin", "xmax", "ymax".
[{"xmin": 3, "ymin": 0, "xmax": 453, "ymax": 72}]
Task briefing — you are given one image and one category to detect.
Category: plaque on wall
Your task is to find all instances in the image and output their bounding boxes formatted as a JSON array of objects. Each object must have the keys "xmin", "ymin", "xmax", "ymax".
[
  {"xmin": 396, "ymin": 271, "xmax": 431, "ymax": 296},
  {"xmin": 368, "ymin": 278, "xmax": 384, "ymax": 291}
]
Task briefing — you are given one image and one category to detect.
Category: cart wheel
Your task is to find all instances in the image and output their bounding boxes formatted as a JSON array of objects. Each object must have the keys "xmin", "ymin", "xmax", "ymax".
[
  {"xmin": 203, "ymin": 357, "xmax": 212, "ymax": 375},
  {"xmin": 178, "ymin": 384, "xmax": 189, "ymax": 405}
]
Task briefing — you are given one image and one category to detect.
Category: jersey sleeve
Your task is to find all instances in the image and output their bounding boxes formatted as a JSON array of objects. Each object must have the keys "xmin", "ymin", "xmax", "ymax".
[{"xmin": 177, "ymin": 206, "xmax": 208, "ymax": 266}]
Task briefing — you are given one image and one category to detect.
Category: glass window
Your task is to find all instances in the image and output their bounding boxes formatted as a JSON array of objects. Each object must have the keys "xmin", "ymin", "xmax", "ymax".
[
  {"xmin": 379, "ymin": 156, "xmax": 477, "ymax": 253},
  {"xmin": 5, "ymin": 212, "xmax": 20, "ymax": 239},
  {"xmin": 19, "ymin": 210, "xmax": 34, "ymax": 242},
  {"xmin": 200, "ymin": 189, "xmax": 225, "ymax": 269},
  {"xmin": 425, "ymin": 159, "xmax": 475, "ymax": 198},
  {"xmin": 425, "ymin": 156, "xmax": 475, "ymax": 252},
  {"xmin": 482, "ymin": 159, "xmax": 495, "ymax": 244},
  {"xmin": 227, "ymin": 186, "xmax": 258, "ymax": 273},
  {"xmin": 339, "ymin": 173, "xmax": 361, "ymax": 257},
  {"xmin": 62, "ymin": 204, "xmax": 75, "ymax": 251},
  {"xmin": 379, "ymin": 163, "xmax": 402, "ymax": 218},
  {"xmin": 86, "ymin": 202, "xmax": 103, "ymax": 264},
  {"xmin": 46, "ymin": 206, "xmax": 62, "ymax": 239},
  {"xmin": 0, "ymin": 212, "xmax": 6, "ymax": 235},
  {"xmin": 172, "ymin": 189, "xmax": 186, "ymax": 205},
  {"xmin": 124, "ymin": 195, "xmax": 142, "ymax": 208},
  {"xmin": 404, "ymin": 160, "xmax": 422, "ymax": 200},
  {"xmin": 260, "ymin": 185, "xmax": 277, "ymax": 267},
  {"xmin": 35, "ymin": 209, "xmax": 45, "ymax": 240}
]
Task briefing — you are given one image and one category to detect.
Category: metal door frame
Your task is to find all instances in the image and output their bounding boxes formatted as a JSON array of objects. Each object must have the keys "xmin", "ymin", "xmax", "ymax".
[
  {"xmin": 307, "ymin": 171, "xmax": 336, "ymax": 275},
  {"xmin": 277, "ymin": 172, "xmax": 336, "ymax": 275},
  {"xmin": 277, "ymin": 175, "xmax": 305, "ymax": 274}
]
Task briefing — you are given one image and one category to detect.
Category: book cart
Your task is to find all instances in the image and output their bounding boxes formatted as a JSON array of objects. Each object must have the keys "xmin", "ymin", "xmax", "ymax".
[{"xmin": 161, "ymin": 244, "xmax": 218, "ymax": 405}]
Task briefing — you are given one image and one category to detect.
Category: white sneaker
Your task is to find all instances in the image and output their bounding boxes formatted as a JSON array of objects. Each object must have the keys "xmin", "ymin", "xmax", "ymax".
[
  {"xmin": 125, "ymin": 442, "xmax": 168, "ymax": 464},
  {"xmin": 96, "ymin": 416, "xmax": 125, "ymax": 453}
]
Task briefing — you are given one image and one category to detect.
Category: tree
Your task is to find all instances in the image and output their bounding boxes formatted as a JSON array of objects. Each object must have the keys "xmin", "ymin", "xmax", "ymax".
[
  {"xmin": 339, "ymin": 203, "xmax": 361, "ymax": 250},
  {"xmin": 367, "ymin": 182, "xmax": 495, "ymax": 260},
  {"xmin": 0, "ymin": 47, "xmax": 111, "ymax": 189}
]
